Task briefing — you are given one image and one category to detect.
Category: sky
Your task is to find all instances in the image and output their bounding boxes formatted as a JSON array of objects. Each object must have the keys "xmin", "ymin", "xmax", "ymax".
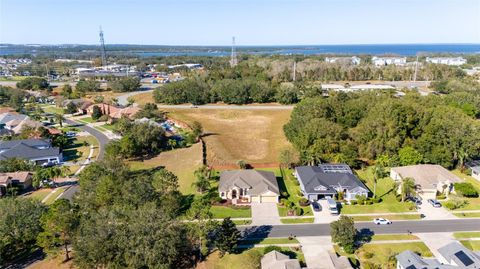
[{"xmin": 1, "ymin": 0, "xmax": 479, "ymax": 45}]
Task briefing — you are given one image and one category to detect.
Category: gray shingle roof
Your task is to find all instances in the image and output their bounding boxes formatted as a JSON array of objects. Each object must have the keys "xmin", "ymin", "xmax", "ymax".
[
  {"xmin": 0, "ymin": 139, "xmax": 60, "ymax": 161},
  {"xmin": 295, "ymin": 165, "xmax": 369, "ymax": 195},
  {"xmin": 438, "ymin": 242, "xmax": 480, "ymax": 268},
  {"xmin": 261, "ymin": 251, "xmax": 301, "ymax": 269},
  {"xmin": 218, "ymin": 170, "xmax": 279, "ymax": 196}
]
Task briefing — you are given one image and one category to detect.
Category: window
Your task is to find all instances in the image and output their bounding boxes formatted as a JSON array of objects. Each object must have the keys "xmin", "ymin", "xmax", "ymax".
[{"xmin": 220, "ymin": 192, "xmax": 225, "ymax": 197}]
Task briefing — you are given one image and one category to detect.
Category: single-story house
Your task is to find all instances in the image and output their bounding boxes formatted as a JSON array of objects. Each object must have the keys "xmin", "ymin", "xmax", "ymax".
[
  {"xmin": 397, "ymin": 241, "xmax": 480, "ymax": 268},
  {"xmin": 63, "ymin": 99, "xmax": 93, "ymax": 114},
  {"xmin": 466, "ymin": 160, "xmax": 480, "ymax": 181},
  {"xmin": 86, "ymin": 103, "xmax": 139, "ymax": 120},
  {"xmin": 0, "ymin": 171, "xmax": 32, "ymax": 195},
  {"xmin": 218, "ymin": 170, "xmax": 280, "ymax": 203},
  {"xmin": 390, "ymin": 164, "xmax": 462, "ymax": 199},
  {"xmin": 294, "ymin": 164, "xmax": 369, "ymax": 201},
  {"xmin": 0, "ymin": 139, "xmax": 62, "ymax": 165},
  {"xmin": 261, "ymin": 250, "xmax": 301, "ymax": 269}
]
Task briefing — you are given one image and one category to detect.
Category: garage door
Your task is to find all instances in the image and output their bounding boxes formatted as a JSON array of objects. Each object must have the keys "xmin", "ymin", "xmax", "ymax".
[
  {"xmin": 251, "ymin": 196, "xmax": 261, "ymax": 203},
  {"xmin": 260, "ymin": 195, "xmax": 278, "ymax": 203}
]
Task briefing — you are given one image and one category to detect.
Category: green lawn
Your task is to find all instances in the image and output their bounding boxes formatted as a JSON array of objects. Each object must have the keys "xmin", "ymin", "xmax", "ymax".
[
  {"xmin": 26, "ymin": 189, "xmax": 52, "ymax": 201},
  {"xmin": 210, "ymin": 205, "xmax": 251, "ymax": 219},
  {"xmin": 239, "ymin": 238, "xmax": 300, "ymax": 245},
  {"xmin": 454, "ymin": 212, "xmax": 480, "ymax": 218},
  {"xmin": 40, "ymin": 105, "xmax": 64, "ymax": 115},
  {"xmin": 280, "ymin": 217, "xmax": 315, "ymax": 224},
  {"xmin": 449, "ymin": 170, "xmax": 480, "ymax": 211},
  {"xmin": 341, "ymin": 167, "xmax": 415, "ymax": 214},
  {"xmin": 43, "ymin": 187, "xmax": 67, "ymax": 205},
  {"xmin": 371, "ymin": 234, "xmax": 419, "ymax": 241},
  {"xmin": 356, "ymin": 242, "xmax": 433, "ymax": 268},
  {"xmin": 260, "ymin": 168, "xmax": 312, "ymax": 217},
  {"xmin": 453, "ymin": 231, "xmax": 480, "ymax": 239},
  {"xmin": 100, "ymin": 123, "xmax": 116, "ymax": 131},
  {"xmin": 460, "ymin": 240, "xmax": 480, "ymax": 251},
  {"xmin": 77, "ymin": 116, "xmax": 95, "ymax": 123},
  {"xmin": 350, "ymin": 214, "xmax": 422, "ymax": 222}
]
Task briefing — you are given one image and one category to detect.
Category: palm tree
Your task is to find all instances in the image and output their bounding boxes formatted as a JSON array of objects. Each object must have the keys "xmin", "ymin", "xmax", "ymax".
[
  {"xmin": 372, "ymin": 164, "xmax": 386, "ymax": 198},
  {"xmin": 401, "ymin": 177, "xmax": 416, "ymax": 202},
  {"xmin": 167, "ymin": 139, "xmax": 177, "ymax": 150},
  {"xmin": 54, "ymin": 113, "xmax": 64, "ymax": 128}
]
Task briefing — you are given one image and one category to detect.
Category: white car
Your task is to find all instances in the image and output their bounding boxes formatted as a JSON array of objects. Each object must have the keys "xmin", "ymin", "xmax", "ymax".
[{"xmin": 373, "ymin": 218, "xmax": 392, "ymax": 225}]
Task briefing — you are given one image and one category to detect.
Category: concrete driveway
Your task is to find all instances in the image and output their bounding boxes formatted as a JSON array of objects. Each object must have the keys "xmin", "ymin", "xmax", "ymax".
[
  {"xmin": 251, "ymin": 202, "xmax": 281, "ymax": 226},
  {"xmin": 297, "ymin": 236, "xmax": 335, "ymax": 269},
  {"xmin": 313, "ymin": 200, "xmax": 339, "ymax": 224},
  {"xmin": 417, "ymin": 195, "xmax": 456, "ymax": 220}
]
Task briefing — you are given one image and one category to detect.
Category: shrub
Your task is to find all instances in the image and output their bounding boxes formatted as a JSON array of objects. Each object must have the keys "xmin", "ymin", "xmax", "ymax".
[
  {"xmin": 365, "ymin": 200, "xmax": 373, "ymax": 205},
  {"xmin": 364, "ymin": 252, "xmax": 374, "ymax": 259},
  {"xmin": 436, "ymin": 194, "xmax": 446, "ymax": 200},
  {"xmin": 343, "ymin": 243, "xmax": 355, "ymax": 254},
  {"xmin": 294, "ymin": 207, "xmax": 303, "ymax": 216},
  {"xmin": 454, "ymin": 182, "xmax": 479, "ymax": 198},
  {"xmin": 281, "ymin": 191, "xmax": 289, "ymax": 198},
  {"xmin": 293, "ymin": 180, "xmax": 300, "ymax": 186},
  {"xmin": 355, "ymin": 195, "xmax": 366, "ymax": 205},
  {"xmin": 371, "ymin": 197, "xmax": 382, "ymax": 203},
  {"xmin": 285, "ymin": 200, "xmax": 294, "ymax": 209},
  {"xmin": 298, "ymin": 198, "xmax": 309, "ymax": 206},
  {"xmin": 350, "ymin": 200, "xmax": 357, "ymax": 205},
  {"xmin": 280, "ymin": 198, "xmax": 288, "ymax": 206},
  {"xmin": 98, "ymin": 114, "xmax": 109, "ymax": 122},
  {"xmin": 264, "ymin": 245, "xmax": 282, "ymax": 255},
  {"xmin": 443, "ymin": 198, "xmax": 469, "ymax": 210},
  {"xmin": 296, "ymin": 190, "xmax": 303, "ymax": 197}
]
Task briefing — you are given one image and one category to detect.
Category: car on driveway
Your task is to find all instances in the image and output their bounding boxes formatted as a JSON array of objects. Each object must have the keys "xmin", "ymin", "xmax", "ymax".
[
  {"xmin": 407, "ymin": 196, "xmax": 422, "ymax": 205},
  {"xmin": 312, "ymin": 201, "xmax": 322, "ymax": 212},
  {"xmin": 373, "ymin": 218, "xmax": 392, "ymax": 225},
  {"xmin": 427, "ymin": 199, "xmax": 442, "ymax": 208}
]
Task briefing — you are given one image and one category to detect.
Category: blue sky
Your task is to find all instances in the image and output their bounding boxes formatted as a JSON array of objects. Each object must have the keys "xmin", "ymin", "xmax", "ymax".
[{"xmin": 1, "ymin": 0, "xmax": 479, "ymax": 45}]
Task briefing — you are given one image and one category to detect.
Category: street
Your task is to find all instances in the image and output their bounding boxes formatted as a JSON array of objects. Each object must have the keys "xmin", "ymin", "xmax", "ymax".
[{"xmin": 240, "ymin": 219, "xmax": 480, "ymax": 238}]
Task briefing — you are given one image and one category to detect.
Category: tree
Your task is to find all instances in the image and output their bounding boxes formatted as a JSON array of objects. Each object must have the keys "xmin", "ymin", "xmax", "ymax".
[
  {"xmin": 109, "ymin": 77, "xmax": 141, "ymax": 92},
  {"xmin": 192, "ymin": 166, "xmax": 211, "ymax": 193},
  {"xmin": 372, "ymin": 163, "xmax": 386, "ymax": 198},
  {"xmin": 0, "ymin": 158, "xmax": 33, "ymax": 173},
  {"xmin": 37, "ymin": 199, "xmax": 78, "ymax": 261},
  {"xmin": 126, "ymin": 96, "xmax": 136, "ymax": 106},
  {"xmin": 16, "ymin": 77, "xmax": 49, "ymax": 90},
  {"xmin": 134, "ymin": 103, "xmax": 165, "ymax": 120},
  {"xmin": 76, "ymin": 80, "xmax": 100, "ymax": 93},
  {"xmin": 330, "ymin": 215, "xmax": 357, "ymax": 254},
  {"xmin": 54, "ymin": 113, "xmax": 64, "ymax": 127},
  {"xmin": 398, "ymin": 146, "xmax": 423, "ymax": 166},
  {"xmin": 64, "ymin": 102, "xmax": 77, "ymax": 114},
  {"xmin": 400, "ymin": 177, "xmax": 416, "ymax": 202},
  {"xmin": 215, "ymin": 217, "xmax": 240, "ymax": 256},
  {"xmin": 279, "ymin": 148, "xmax": 296, "ymax": 168},
  {"xmin": 91, "ymin": 105, "xmax": 103, "ymax": 120},
  {"xmin": 191, "ymin": 121, "xmax": 203, "ymax": 140},
  {"xmin": 61, "ymin": 84, "xmax": 73, "ymax": 98},
  {"xmin": 0, "ymin": 198, "xmax": 46, "ymax": 262}
]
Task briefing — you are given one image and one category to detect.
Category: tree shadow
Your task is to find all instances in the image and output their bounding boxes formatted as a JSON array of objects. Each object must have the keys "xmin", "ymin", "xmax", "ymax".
[
  {"xmin": 235, "ymin": 225, "xmax": 273, "ymax": 254},
  {"xmin": 201, "ymin": 132, "xmax": 218, "ymax": 138}
]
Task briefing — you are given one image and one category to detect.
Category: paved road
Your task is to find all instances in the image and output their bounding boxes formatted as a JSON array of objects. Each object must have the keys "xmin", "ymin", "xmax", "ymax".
[
  {"xmin": 240, "ymin": 219, "xmax": 480, "ymax": 238},
  {"xmin": 157, "ymin": 104, "xmax": 295, "ymax": 110}
]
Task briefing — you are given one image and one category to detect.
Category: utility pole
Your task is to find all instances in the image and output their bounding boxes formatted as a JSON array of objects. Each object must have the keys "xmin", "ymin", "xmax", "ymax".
[
  {"xmin": 230, "ymin": 36, "xmax": 238, "ymax": 67},
  {"xmin": 413, "ymin": 55, "xmax": 419, "ymax": 83},
  {"xmin": 99, "ymin": 26, "xmax": 107, "ymax": 67},
  {"xmin": 293, "ymin": 61, "xmax": 296, "ymax": 81}
]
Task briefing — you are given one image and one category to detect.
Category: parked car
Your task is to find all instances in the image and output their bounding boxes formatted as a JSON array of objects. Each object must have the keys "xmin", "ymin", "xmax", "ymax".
[
  {"xmin": 427, "ymin": 199, "xmax": 442, "ymax": 208},
  {"xmin": 65, "ymin": 131, "xmax": 76, "ymax": 138},
  {"xmin": 41, "ymin": 161, "xmax": 56, "ymax": 168},
  {"xmin": 373, "ymin": 218, "xmax": 392, "ymax": 225},
  {"xmin": 312, "ymin": 201, "xmax": 322, "ymax": 212},
  {"xmin": 407, "ymin": 196, "xmax": 422, "ymax": 205}
]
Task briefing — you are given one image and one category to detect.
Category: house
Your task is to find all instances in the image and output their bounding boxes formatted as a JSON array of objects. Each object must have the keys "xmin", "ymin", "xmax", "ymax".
[
  {"xmin": 397, "ymin": 241, "xmax": 480, "ymax": 269},
  {"xmin": 0, "ymin": 112, "xmax": 28, "ymax": 128},
  {"xmin": 294, "ymin": 164, "xmax": 369, "ymax": 201},
  {"xmin": 426, "ymin": 57, "xmax": 467, "ymax": 66},
  {"xmin": 0, "ymin": 172, "xmax": 33, "ymax": 195},
  {"xmin": 86, "ymin": 103, "xmax": 139, "ymax": 120},
  {"xmin": 466, "ymin": 160, "xmax": 480, "ymax": 181},
  {"xmin": 325, "ymin": 56, "xmax": 361, "ymax": 65},
  {"xmin": 218, "ymin": 170, "xmax": 280, "ymax": 203},
  {"xmin": 372, "ymin": 56, "xmax": 407, "ymax": 66},
  {"xmin": 390, "ymin": 164, "xmax": 462, "ymax": 199},
  {"xmin": 261, "ymin": 250, "xmax": 301, "ymax": 269},
  {"xmin": 62, "ymin": 99, "xmax": 92, "ymax": 114},
  {"xmin": 0, "ymin": 139, "xmax": 62, "ymax": 165}
]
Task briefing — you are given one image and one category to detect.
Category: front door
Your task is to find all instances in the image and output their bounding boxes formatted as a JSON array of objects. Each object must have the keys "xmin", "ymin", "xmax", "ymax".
[{"xmin": 231, "ymin": 189, "xmax": 237, "ymax": 199}]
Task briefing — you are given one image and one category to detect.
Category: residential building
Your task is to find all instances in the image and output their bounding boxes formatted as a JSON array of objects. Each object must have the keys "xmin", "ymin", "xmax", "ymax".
[
  {"xmin": 86, "ymin": 103, "xmax": 139, "ymax": 120},
  {"xmin": 397, "ymin": 241, "xmax": 480, "ymax": 269},
  {"xmin": 372, "ymin": 56, "xmax": 407, "ymax": 66},
  {"xmin": 426, "ymin": 57, "xmax": 467, "ymax": 66},
  {"xmin": 261, "ymin": 250, "xmax": 301, "ymax": 269},
  {"xmin": 0, "ymin": 171, "xmax": 33, "ymax": 196},
  {"xmin": 0, "ymin": 112, "xmax": 43, "ymax": 134},
  {"xmin": 390, "ymin": 164, "xmax": 462, "ymax": 199},
  {"xmin": 466, "ymin": 160, "xmax": 480, "ymax": 181},
  {"xmin": 325, "ymin": 56, "xmax": 361, "ymax": 65},
  {"xmin": 0, "ymin": 139, "xmax": 62, "ymax": 165},
  {"xmin": 294, "ymin": 164, "xmax": 369, "ymax": 201},
  {"xmin": 218, "ymin": 170, "xmax": 280, "ymax": 203}
]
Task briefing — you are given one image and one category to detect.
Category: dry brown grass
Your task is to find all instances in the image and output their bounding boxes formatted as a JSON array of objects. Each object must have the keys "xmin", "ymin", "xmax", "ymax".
[
  {"xmin": 132, "ymin": 91, "xmax": 155, "ymax": 106},
  {"xmin": 165, "ymin": 109, "xmax": 293, "ymax": 165},
  {"xmin": 128, "ymin": 142, "xmax": 203, "ymax": 194},
  {"xmin": 28, "ymin": 255, "xmax": 75, "ymax": 269}
]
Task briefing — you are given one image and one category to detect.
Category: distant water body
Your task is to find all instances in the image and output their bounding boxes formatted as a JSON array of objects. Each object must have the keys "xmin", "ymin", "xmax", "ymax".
[
  {"xmin": 1, "ymin": 44, "xmax": 479, "ymax": 57},
  {"xmin": 137, "ymin": 44, "xmax": 480, "ymax": 57}
]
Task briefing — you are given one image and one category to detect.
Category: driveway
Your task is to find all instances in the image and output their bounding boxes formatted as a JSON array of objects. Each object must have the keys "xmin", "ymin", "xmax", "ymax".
[
  {"xmin": 416, "ymin": 232, "xmax": 455, "ymax": 264},
  {"xmin": 297, "ymin": 236, "xmax": 335, "ymax": 269},
  {"xmin": 417, "ymin": 194, "xmax": 456, "ymax": 220},
  {"xmin": 251, "ymin": 202, "xmax": 281, "ymax": 226},
  {"xmin": 313, "ymin": 200, "xmax": 339, "ymax": 224}
]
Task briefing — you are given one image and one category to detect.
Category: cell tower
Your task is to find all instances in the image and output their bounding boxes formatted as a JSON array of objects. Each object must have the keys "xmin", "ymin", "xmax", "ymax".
[
  {"xmin": 99, "ymin": 26, "xmax": 107, "ymax": 67},
  {"xmin": 230, "ymin": 36, "xmax": 238, "ymax": 67}
]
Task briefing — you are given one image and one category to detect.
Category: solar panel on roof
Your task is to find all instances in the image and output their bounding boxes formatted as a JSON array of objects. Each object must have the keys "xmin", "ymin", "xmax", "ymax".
[{"xmin": 455, "ymin": 250, "xmax": 474, "ymax": 266}]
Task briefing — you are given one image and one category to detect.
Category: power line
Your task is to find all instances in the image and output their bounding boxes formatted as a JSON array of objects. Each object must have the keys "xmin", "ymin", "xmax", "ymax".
[
  {"xmin": 99, "ymin": 26, "xmax": 107, "ymax": 67},
  {"xmin": 230, "ymin": 36, "xmax": 238, "ymax": 67}
]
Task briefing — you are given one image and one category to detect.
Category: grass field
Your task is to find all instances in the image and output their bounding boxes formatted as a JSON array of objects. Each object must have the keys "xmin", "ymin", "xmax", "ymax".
[
  {"xmin": 164, "ymin": 109, "xmax": 293, "ymax": 165},
  {"xmin": 198, "ymin": 247, "xmax": 305, "ymax": 269},
  {"xmin": 129, "ymin": 143, "xmax": 203, "ymax": 194},
  {"xmin": 133, "ymin": 91, "xmax": 155, "ymax": 106},
  {"xmin": 280, "ymin": 217, "xmax": 315, "ymax": 224},
  {"xmin": 453, "ymin": 231, "xmax": 480, "ymax": 239},
  {"xmin": 28, "ymin": 255, "xmax": 75, "ymax": 269},
  {"xmin": 460, "ymin": 240, "xmax": 480, "ymax": 251},
  {"xmin": 341, "ymin": 167, "xmax": 415, "ymax": 214},
  {"xmin": 210, "ymin": 205, "xmax": 251, "ymax": 219},
  {"xmin": 350, "ymin": 214, "xmax": 422, "ymax": 221}
]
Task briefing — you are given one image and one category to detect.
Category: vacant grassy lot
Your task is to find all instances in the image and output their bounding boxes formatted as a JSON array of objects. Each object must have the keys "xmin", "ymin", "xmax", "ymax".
[
  {"xmin": 198, "ymin": 247, "xmax": 305, "ymax": 269},
  {"xmin": 133, "ymin": 91, "xmax": 155, "ymax": 106},
  {"xmin": 164, "ymin": 109, "xmax": 293, "ymax": 165},
  {"xmin": 461, "ymin": 240, "xmax": 480, "ymax": 251},
  {"xmin": 210, "ymin": 205, "xmax": 251, "ymax": 219},
  {"xmin": 129, "ymin": 143, "xmax": 203, "ymax": 194},
  {"xmin": 341, "ymin": 167, "xmax": 415, "ymax": 214},
  {"xmin": 453, "ymin": 231, "xmax": 480, "ymax": 239}
]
